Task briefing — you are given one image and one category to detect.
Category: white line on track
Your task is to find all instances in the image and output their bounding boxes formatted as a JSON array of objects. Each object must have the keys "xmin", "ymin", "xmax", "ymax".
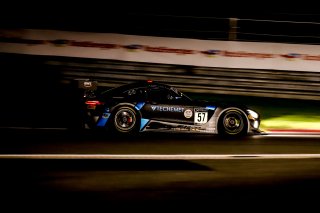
[
  {"xmin": 1, "ymin": 154, "xmax": 320, "ymax": 160},
  {"xmin": 2, "ymin": 127, "xmax": 320, "ymax": 137}
]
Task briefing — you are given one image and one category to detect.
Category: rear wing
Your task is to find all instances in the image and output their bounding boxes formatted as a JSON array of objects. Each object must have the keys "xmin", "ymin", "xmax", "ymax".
[
  {"xmin": 77, "ymin": 80, "xmax": 98, "ymax": 99},
  {"xmin": 78, "ymin": 80, "xmax": 98, "ymax": 90}
]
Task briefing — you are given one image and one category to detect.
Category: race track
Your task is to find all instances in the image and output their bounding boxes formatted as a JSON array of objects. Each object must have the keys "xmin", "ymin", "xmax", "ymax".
[{"xmin": 1, "ymin": 128, "xmax": 320, "ymax": 210}]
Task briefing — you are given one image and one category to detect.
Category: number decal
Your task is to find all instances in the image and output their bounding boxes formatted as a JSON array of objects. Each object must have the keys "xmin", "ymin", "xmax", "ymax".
[{"xmin": 194, "ymin": 112, "xmax": 208, "ymax": 124}]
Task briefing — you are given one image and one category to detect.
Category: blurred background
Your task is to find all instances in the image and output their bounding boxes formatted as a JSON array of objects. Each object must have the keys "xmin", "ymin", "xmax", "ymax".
[{"xmin": 1, "ymin": 6, "xmax": 320, "ymax": 132}]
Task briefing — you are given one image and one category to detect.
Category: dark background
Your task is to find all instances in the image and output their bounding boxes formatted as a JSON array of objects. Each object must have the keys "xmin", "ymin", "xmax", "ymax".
[
  {"xmin": 2, "ymin": 3, "xmax": 320, "ymax": 44},
  {"xmin": 1, "ymin": 4, "xmax": 320, "ymax": 129}
]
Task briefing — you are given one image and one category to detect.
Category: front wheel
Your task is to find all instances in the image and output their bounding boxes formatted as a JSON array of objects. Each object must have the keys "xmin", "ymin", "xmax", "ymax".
[
  {"xmin": 218, "ymin": 109, "xmax": 248, "ymax": 137},
  {"xmin": 112, "ymin": 106, "xmax": 140, "ymax": 134}
]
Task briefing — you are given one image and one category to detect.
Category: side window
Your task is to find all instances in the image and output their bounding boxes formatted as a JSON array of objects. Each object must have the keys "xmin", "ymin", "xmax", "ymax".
[
  {"xmin": 148, "ymin": 88, "xmax": 177, "ymax": 103},
  {"xmin": 123, "ymin": 87, "xmax": 147, "ymax": 101}
]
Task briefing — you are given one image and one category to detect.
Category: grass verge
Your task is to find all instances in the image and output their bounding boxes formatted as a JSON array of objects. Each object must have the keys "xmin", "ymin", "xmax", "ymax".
[{"xmin": 186, "ymin": 93, "xmax": 320, "ymax": 131}]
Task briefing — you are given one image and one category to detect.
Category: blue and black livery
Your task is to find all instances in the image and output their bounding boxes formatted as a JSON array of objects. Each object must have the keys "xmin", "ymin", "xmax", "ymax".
[{"xmin": 83, "ymin": 80, "xmax": 261, "ymax": 137}]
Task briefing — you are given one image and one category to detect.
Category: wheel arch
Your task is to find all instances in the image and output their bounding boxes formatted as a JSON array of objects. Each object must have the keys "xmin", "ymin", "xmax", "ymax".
[
  {"xmin": 108, "ymin": 103, "xmax": 143, "ymax": 133},
  {"xmin": 216, "ymin": 107, "xmax": 250, "ymax": 134},
  {"xmin": 110, "ymin": 103, "xmax": 142, "ymax": 119}
]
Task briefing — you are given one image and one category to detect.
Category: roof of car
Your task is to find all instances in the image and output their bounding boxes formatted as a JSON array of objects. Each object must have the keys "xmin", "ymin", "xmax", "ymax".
[{"xmin": 101, "ymin": 80, "xmax": 171, "ymax": 95}]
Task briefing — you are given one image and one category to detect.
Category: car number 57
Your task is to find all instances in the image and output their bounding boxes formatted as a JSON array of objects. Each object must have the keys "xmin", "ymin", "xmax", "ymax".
[{"xmin": 194, "ymin": 111, "xmax": 208, "ymax": 124}]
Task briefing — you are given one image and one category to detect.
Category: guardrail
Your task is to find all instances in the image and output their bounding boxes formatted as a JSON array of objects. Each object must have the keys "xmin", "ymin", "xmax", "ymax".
[
  {"xmin": 1, "ymin": 53, "xmax": 319, "ymax": 101},
  {"xmin": 50, "ymin": 58, "xmax": 320, "ymax": 101}
]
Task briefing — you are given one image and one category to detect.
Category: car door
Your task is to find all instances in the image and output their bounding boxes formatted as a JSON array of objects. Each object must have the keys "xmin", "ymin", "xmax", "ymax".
[{"xmin": 141, "ymin": 86, "xmax": 194, "ymax": 124}]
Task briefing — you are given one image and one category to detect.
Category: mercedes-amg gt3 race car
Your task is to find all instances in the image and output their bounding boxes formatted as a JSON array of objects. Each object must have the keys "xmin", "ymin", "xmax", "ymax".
[{"xmin": 82, "ymin": 80, "xmax": 261, "ymax": 137}]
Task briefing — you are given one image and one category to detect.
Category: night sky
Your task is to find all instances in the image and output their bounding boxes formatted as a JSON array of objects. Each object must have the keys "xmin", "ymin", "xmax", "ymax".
[{"xmin": 1, "ymin": 3, "xmax": 320, "ymax": 44}]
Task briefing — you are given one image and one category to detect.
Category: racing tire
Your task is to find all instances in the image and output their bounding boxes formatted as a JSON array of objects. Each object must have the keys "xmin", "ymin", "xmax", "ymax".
[
  {"xmin": 111, "ymin": 106, "xmax": 140, "ymax": 134},
  {"xmin": 218, "ymin": 109, "xmax": 248, "ymax": 137}
]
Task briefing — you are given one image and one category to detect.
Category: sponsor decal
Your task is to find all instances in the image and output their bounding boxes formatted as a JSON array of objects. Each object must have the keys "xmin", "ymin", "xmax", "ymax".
[
  {"xmin": 51, "ymin": 39, "xmax": 70, "ymax": 46},
  {"xmin": 151, "ymin": 105, "xmax": 184, "ymax": 112},
  {"xmin": 201, "ymin": 49, "xmax": 221, "ymax": 57},
  {"xmin": 144, "ymin": 46, "xmax": 194, "ymax": 55},
  {"xmin": 184, "ymin": 109, "xmax": 193, "ymax": 118},
  {"xmin": 303, "ymin": 55, "xmax": 320, "ymax": 61},
  {"xmin": 3, "ymin": 29, "xmax": 320, "ymax": 73},
  {"xmin": 222, "ymin": 51, "xmax": 275, "ymax": 59},
  {"xmin": 83, "ymin": 81, "xmax": 92, "ymax": 88},
  {"xmin": 280, "ymin": 53, "xmax": 302, "ymax": 60},
  {"xmin": 70, "ymin": 41, "xmax": 119, "ymax": 49},
  {"xmin": 194, "ymin": 108, "xmax": 207, "ymax": 112},
  {"xmin": 2, "ymin": 32, "xmax": 320, "ymax": 61},
  {"xmin": 123, "ymin": 44, "xmax": 144, "ymax": 51}
]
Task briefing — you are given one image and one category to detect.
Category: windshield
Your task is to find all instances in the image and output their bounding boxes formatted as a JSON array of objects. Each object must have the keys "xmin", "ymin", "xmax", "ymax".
[{"xmin": 170, "ymin": 86, "xmax": 192, "ymax": 102}]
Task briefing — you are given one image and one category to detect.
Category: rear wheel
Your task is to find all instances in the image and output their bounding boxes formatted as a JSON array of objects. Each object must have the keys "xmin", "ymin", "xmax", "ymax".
[
  {"xmin": 112, "ymin": 106, "xmax": 139, "ymax": 134},
  {"xmin": 218, "ymin": 109, "xmax": 248, "ymax": 137}
]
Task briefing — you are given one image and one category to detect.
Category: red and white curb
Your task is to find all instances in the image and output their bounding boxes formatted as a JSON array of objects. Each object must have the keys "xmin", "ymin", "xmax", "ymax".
[
  {"xmin": 264, "ymin": 129, "xmax": 320, "ymax": 136},
  {"xmin": 267, "ymin": 129, "xmax": 320, "ymax": 133}
]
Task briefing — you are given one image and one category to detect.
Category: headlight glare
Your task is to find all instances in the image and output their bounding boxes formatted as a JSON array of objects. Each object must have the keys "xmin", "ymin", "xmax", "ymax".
[{"xmin": 247, "ymin": 109, "xmax": 259, "ymax": 119}]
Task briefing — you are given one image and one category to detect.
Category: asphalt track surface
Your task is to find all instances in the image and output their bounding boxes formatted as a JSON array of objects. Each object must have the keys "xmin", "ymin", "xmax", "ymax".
[{"xmin": 1, "ymin": 129, "xmax": 320, "ymax": 210}]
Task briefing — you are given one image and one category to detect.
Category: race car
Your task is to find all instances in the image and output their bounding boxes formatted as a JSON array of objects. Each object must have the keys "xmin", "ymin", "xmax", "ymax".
[{"xmin": 82, "ymin": 80, "xmax": 261, "ymax": 136}]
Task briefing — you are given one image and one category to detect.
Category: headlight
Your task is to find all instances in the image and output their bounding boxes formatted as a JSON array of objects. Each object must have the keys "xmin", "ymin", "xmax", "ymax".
[{"xmin": 247, "ymin": 109, "xmax": 259, "ymax": 119}]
